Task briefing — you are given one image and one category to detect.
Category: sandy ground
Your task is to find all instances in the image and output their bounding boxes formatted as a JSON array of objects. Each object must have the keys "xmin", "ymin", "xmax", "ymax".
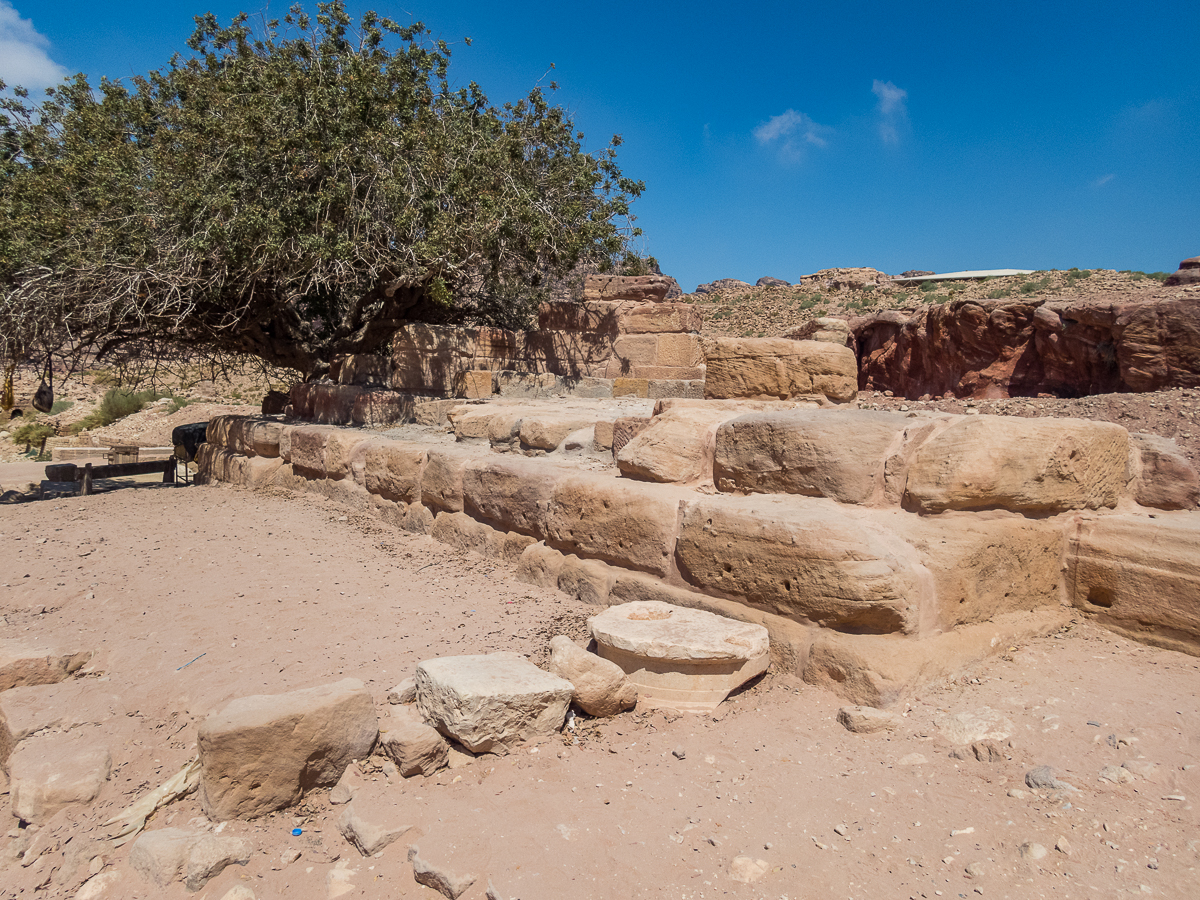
[{"xmin": 1, "ymin": 479, "xmax": 1198, "ymax": 900}]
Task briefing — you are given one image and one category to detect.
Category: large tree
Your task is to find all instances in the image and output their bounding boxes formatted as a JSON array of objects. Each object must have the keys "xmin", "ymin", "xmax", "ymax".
[{"xmin": 0, "ymin": 2, "xmax": 644, "ymax": 379}]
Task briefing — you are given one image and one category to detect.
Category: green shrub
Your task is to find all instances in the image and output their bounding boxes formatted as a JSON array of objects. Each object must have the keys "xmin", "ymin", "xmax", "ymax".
[
  {"xmin": 986, "ymin": 288, "xmax": 1012, "ymax": 300},
  {"xmin": 69, "ymin": 387, "xmax": 185, "ymax": 433},
  {"xmin": 49, "ymin": 399, "xmax": 74, "ymax": 414},
  {"xmin": 919, "ymin": 281, "xmax": 939, "ymax": 293},
  {"xmin": 10, "ymin": 417, "xmax": 55, "ymax": 448}
]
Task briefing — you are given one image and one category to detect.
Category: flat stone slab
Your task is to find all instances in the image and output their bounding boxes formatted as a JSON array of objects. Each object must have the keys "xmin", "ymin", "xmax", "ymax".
[
  {"xmin": 589, "ymin": 601, "xmax": 769, "ymax": 712},
  {"xmin": 414, "ymin": 652, "xmax": 572, "ymax": 754}
]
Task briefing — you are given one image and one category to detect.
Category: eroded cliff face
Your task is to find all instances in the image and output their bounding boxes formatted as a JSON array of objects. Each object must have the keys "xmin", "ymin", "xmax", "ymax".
[{"xmin": 844, "ymin": 294, "xmax": 1200, "ymax": 399}]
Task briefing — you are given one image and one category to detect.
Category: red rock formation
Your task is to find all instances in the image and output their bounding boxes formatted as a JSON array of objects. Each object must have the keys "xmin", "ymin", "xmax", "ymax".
[
  {"xmin": 1164, "ymin": 256, "xmax": 1200, "ymax": 287},
  {"xmin": 845, "ymin": 296, "xmax": 1200, "ymax": 399}
]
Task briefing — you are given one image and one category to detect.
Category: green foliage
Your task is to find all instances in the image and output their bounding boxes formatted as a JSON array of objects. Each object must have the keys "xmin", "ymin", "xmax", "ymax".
[
  {"xmin": 986, "ymin": 287, "xmax": 1012, "ymax": 300},
  {"xmin": 0, "ymin": 2, "xmax": 643, "ymax": 377},
  {"xmin": 49, "ymin": 399, "xmax": 74, "ymax": 413},
  {"xmin": 70, "ymin": 386, "xmax": 185, "ymax": 432},
  {"xmin": 919, "ymin": 281, "xmax": 940, "ymax": 293},
  {"xmin": 10, "ymin": 415, "xmax": 54, "ymax": 447}
]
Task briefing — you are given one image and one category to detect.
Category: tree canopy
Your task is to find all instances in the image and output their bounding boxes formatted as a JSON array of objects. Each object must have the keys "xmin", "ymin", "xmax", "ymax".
[{"xmin": 0, "ymin": 2, "xmax": 644, "ymax": 379}]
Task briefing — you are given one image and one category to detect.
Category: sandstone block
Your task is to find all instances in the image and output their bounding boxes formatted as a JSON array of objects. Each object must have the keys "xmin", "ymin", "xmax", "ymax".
[
  {"xmin": 494, "ymin": 371, "xmax": 560, "ymax": 398},
  {"xmin": 9, "ymin": 733, "xmax": 111, "ymax": 823},
  {"xmin": 198, "ymin": 678, "xmax": 378, "ymax": 820},
  {"xmin": 647, "ymin": 379, "xmax": 705, "ymax": 400},
  {"xmin": 1129, "ymin": 433, "xmax": 1200, "ymax": 510},
  {"xmin": 362, "ymin": 440, "xmax": 427, "ymax": 503},
  {"xmin": 904, "ymin": 416, "xmax": 1129, "ymax": 513},
  {"xmin": 519, "ymin": 414, "xmax": 603, "ymax": 451},
  {"xmin": 284, "ymin": 425, "xmax": 337, "ymax": 473},
  {"xmin": 413, "ymin": 399, "xmax": 460, "ymax": 427},
  {"xmin": 557, "ymin": 555, "xmax": 615, "ymax": 606},
  {"xmin": 324, "ymin": 431, "xmax": 374, "ymax": 480},
  {"xmin": 593, "ymin": 419, "xmax": 616, "ymax": 449},
  {"xmin": 610, "ymin": 334, "xmax": 660, "ymax": 370},
  {"xmin": 462, "ymin": 456, "xmax": 563, "ymax": 537},
  {"xmin": 130, "ymin": 828, "xmax": 251, "ymax": 891},
  {"xmin": 1065, "ymin": 512, "xmax": 1200, "ymax": 655},
  {"xmin": 311, "ymin": 384, "xmax": 366, "ymax": 425},
  {"xmin": 352, "ymin": 390, "xmax": 417, "ymax": 427},
  {"xmin": 338, "ymin": 803, "xmax": 411, "ymax": 857},
  {"xmin": 0, "ymin": 642, "xmax": 92, "ymax": 691},
  {"xmin": 714, "ymin": 409, "xmax": 910, "ymax": 503},
  {"xmin": 548, "ymin": 636, "xmax": 637, "ymax": 717},
  {"xmin": 409, "ymin": 845, "xmax": 477, "ymax": 900},
  {"xmin": 546, "ymin": 472, "xmax": 684, "ymax": 576},
  {"xmin": 656, "ymin": 333, "xmax": 704, "ymax": 368},
  {"xmin": 537, "ymin": 300, "xmax": 621, "ymax": 333},
  {"xmin": 616, "ymin": 407, "xmax": 738, "ymax": 484},
  {"xmin": 617, "ymin": 302, "xmax": 702, "ymax": 334},
  {"xmin": 613, "ymin": 378, "xmax": 649, "ymax": 398},
  {"xmin": 589, "ymin": 601, "xmax": 769, "ymax": 711},
  {"xmin": 380, "ymin": 706, "xmax": 449, "ymax": 776},
  {"xmin": 611, "ymin": 416, "xmax": 653, "ymax": 455},
  {"xmin": 703, "ymin": 337, "xmax": 857, "ymax": 402},
  {"xmin": 195, "ymin": 445, "xmax": 284, "ymax": 490},
  {"xmin": 583, "ymin": 274, "xmax": 672, "ymax": 302},
  {"xmin": 431, "ymin": 510, "xmax": 498, "ymax": 557},
  {"xmin": 454, "ymin": 370, "xmax": 494, "ymax": 399},
  {"xmin": 184, "ymin": 834, "xmax": 254, "ymax": 891},
  {"xmin": 677, "ymin": 495, "xmax": 924, "ymax": 634},
  {"xmin": 627, "ymin": 365, "xmax": 707, "ymax": 380},
  {"xmin": 336, "ymin": 354, "xmax": 390, "ymax": 386},
  {"xmin": 329, "ymin": 762, "xmax": 365, "ymax": 805},
  {"xmin": 515, "ymin": 542, "xmax": 567, "ymax": 589},
  {"xmin": 420, "ymin": 446, "xmax": 479, "ymax": 513},
  {"xmin": 414, "ymin": 653, "xmax": 573, "ymax": 754},
  {"xmin": 837, "ymin": 706, "xmax": 897, "ymax": 733}
]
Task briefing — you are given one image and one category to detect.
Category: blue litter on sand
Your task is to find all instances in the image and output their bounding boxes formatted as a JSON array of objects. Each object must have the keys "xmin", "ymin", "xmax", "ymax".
[{"xmin": 292, "ymin": 828, "xmax": 302, "ymax": 836}]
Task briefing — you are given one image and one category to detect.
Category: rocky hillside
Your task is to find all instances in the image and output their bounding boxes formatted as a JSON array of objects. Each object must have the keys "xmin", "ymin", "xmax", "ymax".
[{"xmin": 688, "ymin": 267, "xmax": 1173, "ymax": 339}]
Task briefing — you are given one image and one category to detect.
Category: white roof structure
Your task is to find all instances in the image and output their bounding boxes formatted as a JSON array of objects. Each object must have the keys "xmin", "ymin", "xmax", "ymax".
[{"xmin": 891, "ymin": 268, "xmax": 1035, "ymax": 284}]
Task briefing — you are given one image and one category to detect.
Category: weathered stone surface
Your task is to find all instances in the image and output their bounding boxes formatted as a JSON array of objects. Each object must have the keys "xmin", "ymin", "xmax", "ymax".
[
  {"xmin": 617, "ymin": 406, "xmax": 738, "ymax": 484},
  {"xmin": 519, "ymin": 414, "xmax": 606, "ymax": 451},
  {"xmin": 196, "ymin": 445, "xmax": 284, "ymax": 490},
  {"xmin": 785, "ymin": 316, "xmax": 851, "ymax": 344},
  {"xmin": 421, "ymin": 446, "xmax": 480, "ymax": 513},
  {"xmin": 453, "ymin": 370, "xmax": 494, "ymax": 399},
  {"xmin": 283, "ymin": 425, "xmax": 337, "ymax": 473},
  {"xmin": 714, "ymin": 409, "xmax": 909, "ymax": 502},
  {"xmin": 409, "ymin": 845, "xmax": 477, "ymax": 899},
  {"xmin": 130, "ymin": 828, "xmax": 251, "ymax": 891},
  {"xmin": 362, "ymin": 440, "xmax": 426, "ymax": 503},
  {"xmin": 1065, "ymin": 512, "xmax": 1200, "ymax": 655},
  {"xmin": 729, "ymin": 857, "xmax": 770, "ymax": 883},
  {"xmin": 934, "ymin": 708, "xmax": 1014, "ymax": 745},
  {"xmin": 0, "ymin": 642, "xmax": 91, "ymax": 692},
  {"xmin": 198, "ymin": 678, "xmax": 378, "ymax": 820},
  {"xmin": 335, "ymin": 354, "xmax": 390, "ymax": 386},
  {"xmin": 556, "ymin": 555, "xmax": 615, "ymax": 606},
  {"xmin": 329, "ymin": 762, "xmax": 364, "ymax": 805},
  {"xmin": 852, "ymin": 295, "xmax": 1200, "ymax": 399},
  {"xmin": 583, "ymin": 274, "xmax": 672, "ymax": 302},
  {"xmin": 548, "ymin": 636, "xmax": 637, "ymax": 717},
  {"xmin": 610, "ymin": 415, "xmax": 653, "ymax": 455},
  {"xmin": 837, "ymin": 706, "xmax": 897, "ymax": 733},
  {"xmin": 1164, "ymin": 255, "xmax": 1200, "ymax": 287},
  {"xmin": 414, "ymin": 653, "xmax": 572, "ymax": 754},
  {"xmin": 351, "ymin": 390, "xmax": 417, "ymax": 427},
  {"xmin": 9, "ymin": 732, "xmax": 111, "ymax": 823},
  {"xmin": 904, "ymin": 416, "xmax": 1129, "ymax": 513},
  {"xmin": 1129, "ymin": 433, "xmax": 1200, "ymax": 510},
  {"xmin": 537, "ymin": 300, "xmax": 622, "ymax": 334},
  {"xmin": 546, "ymin": 472, "xmax": 684, "ymax": 576},
  {"xmin": 703, "ymin": 337, "xmax": 857, "ymax": 402},
  {"xmin": 613, "ymin": 377, "xmax": 649, "ymax": 398},
  {"xmin": 515, "ymin": 542, "xmax": 567, "ymax": 589},
  {"xmin": 462, "ymin": 455, "xmax": 564, "ymax": 537},
  {"xmin": 618, "ymin": 302, "xmax": 702, "ymax": 334},
  {"xmin": 589, "ymin": 601, "xmax": 769, "ymax": 712},
  {"xmin": 0, "ymin": 704, "xmax": 12, "ymax": 771},
  {"xmin": 338, "ymin": 803, "xmax": 411, "ymax": 856},
  {"xmin": 184, "ymin": 834, "xmax": 254, "ymax": 891},
  {"xmin": 379, "ymin": 706, "xmax": 449, "ymax": 776},
  {"xmin": 803, "ymin": 609, "xmax": 1067, "ymax": 707},
  {"xmin": 677, "ymin": 495, "xmax": 924, "ymax": 634}
]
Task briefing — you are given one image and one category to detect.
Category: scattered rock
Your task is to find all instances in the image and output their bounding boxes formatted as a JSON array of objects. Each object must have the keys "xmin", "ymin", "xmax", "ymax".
[
  {"xmin": 415, "ymin": 652, "xmax": 572, "ymax": 754},
  {"xmin": 387, "ymin": 678, "xmax": 417, "ymax": 704},
  {"xmin": 1019, "ymin": 841, "xmax": 1047, "ymax": 860},
  {"xmin": 326, "ymin": 859, "xmax": 358, "ymax": 898},
  {"xmin": 1006, "ymin": 788, "xmax": 1029, "ymax": 799},
  {"xmin": 547, "ymin": 635, "xmax": 637, "ymax": 717},
  {"xmin": 338, "ymin": 803, "xmax": 411, "ymax": 857},
  {"xmin": 447, "ymin": 745, "xmax": 476, "ymax": 769},
  {"xmin": 75, "ymin": 872, "xmax": 123, "ymax": 900},
  {"xmin": 964, "ymin": 861, "xmax": 985, "ymax": 879},
  {"xmin": 0, "ymin": 642, "xmax": 93, "ymax": 692},
  {"xmin": 129, "ymin": 828, "xmax": 251, "ymax": 891},
  {"xmin": 198, "ymin": 678, "xmax": 379, "ymax": 820},
  {"xmin": 950, "ymin": 739, "xmax": 1011, "ymax": 763},
  {"xmin": 1099, "ymin": 764, "xmax": 1134, "ymax": 784},
  {"xmin": 329, "ymin": 762, "xmax": 364, "ymax": 805},
  {"xmin": 1055, "ymin": 837, "xmax": 1072, "ymax": 856},
  {"xmin": 897, "ymin": 753, "xmax": 927, "ymax": 766},
  {"xmin": 672, "ymin": 747, "xmax": 686, "ymax": 760},
  {"xmin": 833, "ymin": 824, "xmax": 848, "ymax": 836},
  {"xmin": 379, "ymin": 705, "xmax": 450, "ymax": 776},
  {"xmin": 184, "ymin": 834, "xmax": 254, "ymax": 891},
  {"xmin": 1122, "ymin": 760, "xmax": 1161, "ymax": 781},
  {"xmin": 8, "ymin": 734, "xmax": 111, "ymax": 824},
  {"xmin": 409, "ymin": 845, "xmax": 477, "ymax": 899},
  {"xmin": 837, "ymin": 706, "xmax": 897, "ymax": 734},
  {"xmin": 934, "ymin": 707, "xmax": 1015, "ymax": 745},
  {"xmin": 756, "ymin": 276, "xmax": 789, "ymax": 287},
  {"xmin": 1025, "ymin": 765, "xmax": 1076, "ymax": 791},
  {"xmin": 728, "ymin": 856, "xmax": 770, "ymax": 883}
]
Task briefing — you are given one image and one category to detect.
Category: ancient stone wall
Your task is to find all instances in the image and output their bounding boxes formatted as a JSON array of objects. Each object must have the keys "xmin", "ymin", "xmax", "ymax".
[{"xmin": 199, "ymin": 402, "xmax": 1200, "ymax": 708}]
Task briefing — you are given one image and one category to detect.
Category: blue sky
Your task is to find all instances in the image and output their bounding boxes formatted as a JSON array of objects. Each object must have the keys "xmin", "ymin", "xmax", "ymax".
[{"xmin": 3, "ymin": 0, "xmax": 1198, "ymax": 291}]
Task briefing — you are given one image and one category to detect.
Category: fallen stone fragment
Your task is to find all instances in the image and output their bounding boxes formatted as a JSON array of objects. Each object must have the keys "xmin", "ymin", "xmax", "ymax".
[
  {"xmin": 129, "ymin": 828, "xmax": 200, "ymax": 887},
  {"xmin": 1121, "ymin": 760, "xmax": 1161, "ymax": 781},
  {"xmin": 1099, "ymin": 764, "xmax": 1134, "ymax": 784},
  {"xmin": 447, "ymin": 745, "xmax": 476, "ymax": 769},
  {"xmin": 198, "ymin": 678, "xmax": 378, "ymax": 820},
  {"xmin": 950, "ymin": 740, "xmax": 1010, "ymax": 763},
  {"xmin": 897, "ymin": 753, "xmax": 927, "ymax": 766},
  {"xmin": 379, "ymin": 705, "xmax": 449, "ymax": 776},
  {"xmin": 338, "ymin": 803, "xmax": 411, "ymax": 857},
  {"xmin": 387, "ymin": 678, "xmax": 416, "ymax": 705},
  {"xmin": 329, "ymin": 762, "xmax": 364, "ymax": 805},
  {"xmin": 934, "ymin": 707, "xmax": 1014, "ymax": 745},
  {"xmin": 183, "ymin": 834, "xmax": 253, "ymax": 891},
  {"xmin": 9, "ymin": 733, "xmax": 111, "ymax": 824},
  {"xmin": 326, "ymin": 859, "xmax": 358, "ymax": 898},
  {"xmin": 837, "ymin": 706, "xmax": 897, "ymax": 734},
  {"xmin": 486, "ymin": 881, "xmax": 507, "ymax": 900},
  {"xmin": 728, "ymin": 856, "xmax": 770, "ymax": 883},
  {"xmin": 0, "ymin": 642, "xmax": 93, "ymax": 691},
  {"xmin": 547, "ymin": 636, "xmax": 637, "ymax": 717},
  {"xmin": 1025, "ymin": 765, "xmax": 1076, "ymax": 792},
  {"xmin": 589, "ymin": 601, "xmax": 769, "ymax": 712},
  {"xmin": 103, "ymin": 755, "xmax": 201, "ymax": 845},
  {"xmin": 1055, "ymin": 837, "xmax": 1072, "ymax": 856},
  {"xmin": 75, "ymin": 872, "xmax": 123, "ymax": 900},
  {"xmin": 415, "ymin": 653, "xmax": 572, "ymax": 754},
  {"xmin": 409, "ymin": 845, "xmax": 477, "ymax": 899}
]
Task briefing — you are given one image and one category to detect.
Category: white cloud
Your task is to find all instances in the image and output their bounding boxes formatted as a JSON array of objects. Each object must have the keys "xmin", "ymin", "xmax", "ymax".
[
  {"xmin": 872, "ymin": 79, "xmax": 908, "ymax": 144},
  {"xmin": 753, "ymin": 109, "xmax": 831, "ymax": 161},
  {"xmin": 0, "ymin": 1, "xmax": 69, "ymax": 91},
  {"xmin": 1092, "ymin": 173, "xmax": 1116, "ymax": 188}
]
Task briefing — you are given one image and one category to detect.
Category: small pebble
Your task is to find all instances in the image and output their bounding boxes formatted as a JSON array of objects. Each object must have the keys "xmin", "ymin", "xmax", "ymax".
[
  {"xmin": 833, "ymin": 825, "xmax": 848, "ymax": 836},
  {"xmin": 672, "ymin": 747, "xmax": 686, "ymax": 760},
  {"xmin": 1019, "ymin": 842, "xmax": 1047, "ymax": 860}
]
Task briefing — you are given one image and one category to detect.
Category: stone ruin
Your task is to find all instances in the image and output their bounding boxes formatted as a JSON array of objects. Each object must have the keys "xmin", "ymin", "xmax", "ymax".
[{"xmin": 196, "ymin": 274, "xmax": 1200, "ymax": 709}]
